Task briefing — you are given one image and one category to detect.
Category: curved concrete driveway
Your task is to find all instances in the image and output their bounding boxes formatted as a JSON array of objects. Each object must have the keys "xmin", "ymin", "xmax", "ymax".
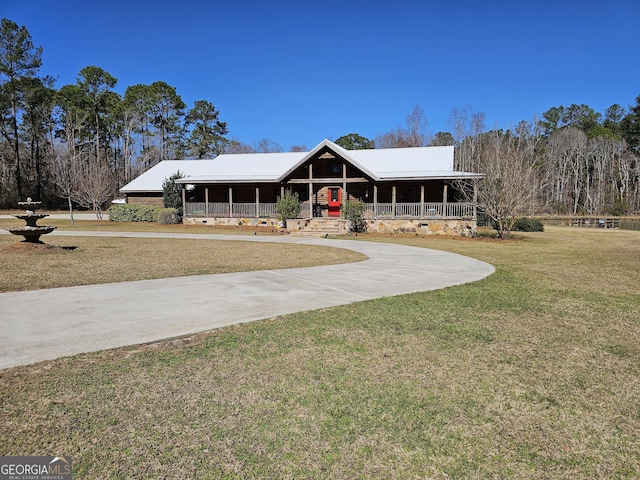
[{"xmin": 0, "ymin": 231, "xmax": 494, "ymax": 369}]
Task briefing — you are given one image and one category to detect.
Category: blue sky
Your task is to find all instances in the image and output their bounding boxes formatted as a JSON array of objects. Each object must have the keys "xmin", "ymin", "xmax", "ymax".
[{"xmin": 3, "ymin": 0, "xmax": 640, "ymax": 150}]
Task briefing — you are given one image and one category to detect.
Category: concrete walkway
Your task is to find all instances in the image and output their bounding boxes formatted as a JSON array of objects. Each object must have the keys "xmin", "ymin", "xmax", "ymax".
[{"xmin": 0, "ymin": 231, "xmax": 494, "ymax": 369}]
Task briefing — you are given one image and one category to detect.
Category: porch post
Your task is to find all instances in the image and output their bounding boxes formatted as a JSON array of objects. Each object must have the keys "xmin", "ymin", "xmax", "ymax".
[
  {"xmin": 309, "ymin": 165, "xmax": 313, "ymax": 218},
  {"xmin": 205, "ymin": 187, "xmax": 209, "ymax": 216},
  {"xmin": 392, "ymin": 185, "xmax": 396, "ymax": 218},
  {"xmin": 229, "ymin": 186, "xmax": 233, "ymax": 218},
  {"xmin": 373, "ymin": 184, "xmax": 378, "ymax": 218},
  {"xmin": 182, "ymin": 187, "xmax": 186, "ymax": 217},
  {"xmin": 473, "ymin": 180, "xmax": 478, "ymax": 219},
  {"xmin": 342, "ymin": 163, "xmax": 347, "ymax": 211},
  {"xmin": 442, "ymin": 184, "xmax": 448, "ymax": 217},
  {"xmin": 255, "ymin": 186, "xmax": 259, "ymax": 218},
  {"xmin": 420, "ymin": 185, "xmax": 425, "ymax": 217}
]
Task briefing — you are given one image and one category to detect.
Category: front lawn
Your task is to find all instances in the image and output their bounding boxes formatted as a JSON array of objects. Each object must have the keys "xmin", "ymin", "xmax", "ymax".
[{"xmin": 1, "ymin": 227, "xmax": 639, "ymax": 478}]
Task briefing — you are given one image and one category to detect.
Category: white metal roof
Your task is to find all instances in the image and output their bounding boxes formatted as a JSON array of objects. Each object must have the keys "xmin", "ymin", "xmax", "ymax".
[
  {"xmin": 120, "ymin": 140, "xmax": 480, "ymax": 193},
  {"xmin": 347, "ymin": 145, "xmax": 454, "ymax": 177},
  {"xmin": 181, "ymin": 151, "xmax": 304, "ymax": 183},
  {"xmin": 119, "ymin": 160, "xmax": 220, "ymax": 193}
]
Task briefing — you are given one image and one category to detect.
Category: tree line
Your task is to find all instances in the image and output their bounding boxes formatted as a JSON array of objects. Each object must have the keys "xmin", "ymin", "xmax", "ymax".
[
  {"xmin": 0, "ymin": 18, "xmax": 231, "ymax": 212},
  {"xmin": 449, "ymin": 102, "xmax": 640, "ymax": 220},
  {"xmin": 2, "ymin": 17, "xmax": 639, "ymax": 220},
  {"xmin": 338, "ymin": 102, "xmax": 640, "ymax": 222}
]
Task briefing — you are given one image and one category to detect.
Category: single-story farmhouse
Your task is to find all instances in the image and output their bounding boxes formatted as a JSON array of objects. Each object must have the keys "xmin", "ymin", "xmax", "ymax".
[{"xmin": 120, "ymin": 139, "xmax": 482, "ymax": 235}]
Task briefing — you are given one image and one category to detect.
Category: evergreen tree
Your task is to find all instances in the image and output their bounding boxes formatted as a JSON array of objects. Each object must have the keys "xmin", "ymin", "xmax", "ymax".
[
  {"xmin": 0, "ymin": 18, "xmax": 43, "ymax": 201},
  {"xmin": 335, "ymin": 133, "xmax": 375, "ymax": 150},
  {"xmin": 185, "ymin": 100, "xmax": 228, "ymax": 158},
  {"xmin": 162, "ymin": 170, "xmax": 184, "ymax": 216}
]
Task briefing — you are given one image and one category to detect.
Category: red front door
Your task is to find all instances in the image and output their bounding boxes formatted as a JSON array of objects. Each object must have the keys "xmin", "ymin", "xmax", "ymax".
[{"xmin": 327, "ymin": 187, "xmax": 341, "ymax": 217}]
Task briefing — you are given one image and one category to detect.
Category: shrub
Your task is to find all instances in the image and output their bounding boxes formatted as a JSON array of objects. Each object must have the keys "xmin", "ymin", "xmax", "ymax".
[
  {"xmin": 475, "ymin": 227, "xmax": 499, "ymax": 238},
  {"xmin": 512, "ymin": 217, "xmax": 544, "ymax": 232},
  {"xmin": 606, "ymin": 199, "xmax": 628, "ymax": 216},
  {"xmin": 275, "ymin": 190, "xmax": 301, "ymax": 226},
  {"xmin": 108, "ymin": 204, "xmax": 163, "ymax": 222},
  {"xmin": 155, "ymin": 208, "xmax": 181, "ymax": 224},
  {"xmin": 476, "ymin": 213, "xmax": 492, "ymax": 227},
  {"xmin": 342, "ymin": 199, "xmax": 367, "ymax": 233}
]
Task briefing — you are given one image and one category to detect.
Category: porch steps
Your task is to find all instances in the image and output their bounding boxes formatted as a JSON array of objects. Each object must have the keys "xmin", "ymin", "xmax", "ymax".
[{"xmin": 293, "ymin": 218, "xmax": 346, "ymax": 236}]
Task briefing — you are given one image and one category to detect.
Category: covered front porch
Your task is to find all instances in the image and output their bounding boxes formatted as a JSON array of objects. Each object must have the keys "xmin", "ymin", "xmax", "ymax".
[{"xmin": 183, "ymin": 181, "xmax": 477, "ymax": 221}]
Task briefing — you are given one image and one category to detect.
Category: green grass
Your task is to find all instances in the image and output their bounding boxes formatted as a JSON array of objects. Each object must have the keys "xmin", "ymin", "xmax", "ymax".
[{"xmin": 1, "ymin": 227, "xmax": 639, "ymax": 478}]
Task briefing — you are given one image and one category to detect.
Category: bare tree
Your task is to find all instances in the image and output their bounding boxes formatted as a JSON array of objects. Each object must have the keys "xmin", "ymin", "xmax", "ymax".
[
  {"xmin": 614, "ymin": 149, "xmax": 639, "ymax": 212},
  {"xmin": 225, "ymin": 139, "xmax": 255, "ymax": 154},
  {"xmin": 449, "ymin": 105, "xmax": 486, "ymax": 172},
  {"xmin": 376, "ymin": 127, "xmax": 409, "ymax": 148},
  {"xmin": 254, "ymin": 138, "xmax": 283, "ymax": 153},
  {"xmin": 376, "ymin": 104, "xmax": 430, "ymax": 148},
  {"xmin": 405, "ymin": 104, "xmax": 429, "ymax": 147},
  {"xmin": 50, "ymin": 144, "xmax": 79, "ymax": 226},
  {"xmin": 457, "ymin": 128, "xmax": 541, "ymax": 238},
  {"xmin": 544, "ymin": 127, "xmax": 587, "ymax": 214},
  {"xmin": 74, "ymin": 155, "xmax": 115, "ymax": 219},
  {"xmin": 50, "ymin": 100, "xmax": 89, "ymax": 225},
  {"xmin": 587, "ymin": 136, "xmax": 616, "ymax": 214},
  {"xmin": 632, "ymin": 152, "xmax": 640, "ymax": 211}
]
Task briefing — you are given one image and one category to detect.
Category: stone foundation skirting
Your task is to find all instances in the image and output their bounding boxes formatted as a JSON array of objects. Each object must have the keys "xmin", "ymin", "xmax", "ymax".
[
  {"xmin": 365, "ymin": 219, "xmax": 476, "ymax": 236},
  {"xmin": 184, "ymin": 216, "xmax": 476, "ymax": 236},
  {"xmin": 184, "ymin": 217, "xmax": 319, "ymax": 234},
  {"xmin": 184, "ymin": 217, "xmax": 282, "ymax": 228}
]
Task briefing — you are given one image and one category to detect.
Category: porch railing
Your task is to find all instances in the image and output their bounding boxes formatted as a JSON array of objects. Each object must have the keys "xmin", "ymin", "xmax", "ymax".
[
  {"xmin": 185, "ymin": 202, "xmax": 278, "ymax": 218},
  {"xmin": 365, "ymin": 202, "xmax": 475, "ymax": 219},
  {"xmin": 185, "ymin": 202, "xmax": 475, "ymax": 219}
]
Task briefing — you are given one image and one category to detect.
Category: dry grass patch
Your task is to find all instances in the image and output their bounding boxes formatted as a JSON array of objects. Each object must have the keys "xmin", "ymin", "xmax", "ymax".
[
  {"xmin": 0, "ymin": 217, "xmax": 282, "ymax": 234},
  {"xmin": 0, "ymin": 235, "xmax": 365, "ymax": 291},
  {"xmin": 1, "ymin": 227, "xmax": 639, "ymax": 478}
]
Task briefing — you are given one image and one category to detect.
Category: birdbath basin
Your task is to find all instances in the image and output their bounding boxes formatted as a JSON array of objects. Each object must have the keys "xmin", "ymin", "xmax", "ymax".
[
  {"xmin": 12, "ymin": 213, "xmax": 50, "ymax": 227},
  {"xmin": 5, "ymin": 198, "xmax": 57, "ymax": 243},
  {"xmin": 6, "ymin": 225, "xmax": 57, "ymax": 243}
]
